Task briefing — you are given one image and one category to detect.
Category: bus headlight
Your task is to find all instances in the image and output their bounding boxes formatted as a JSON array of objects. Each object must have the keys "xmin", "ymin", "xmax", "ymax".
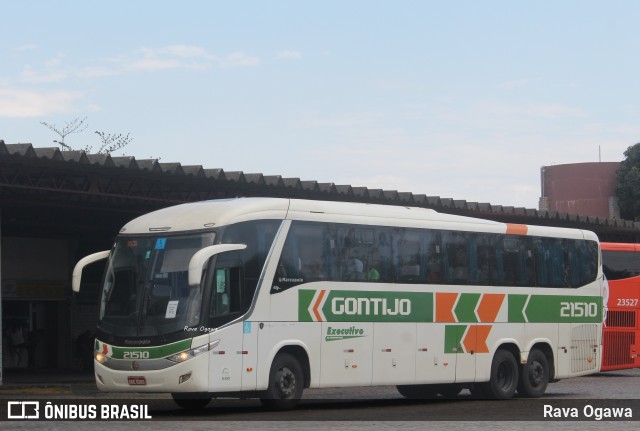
[
  {"xmin": 167, "ymin": 340, "xmax": 219, "ymax": 363},
  {"xmin": 95, "ymin": 352, "xmax": 109, "ymax": 364}
]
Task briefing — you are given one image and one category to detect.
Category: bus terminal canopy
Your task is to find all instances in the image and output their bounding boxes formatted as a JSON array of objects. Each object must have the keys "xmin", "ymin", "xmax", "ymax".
[{"xmin": 1, "ymin": 140, "xmax": 640, "ymax": 242}]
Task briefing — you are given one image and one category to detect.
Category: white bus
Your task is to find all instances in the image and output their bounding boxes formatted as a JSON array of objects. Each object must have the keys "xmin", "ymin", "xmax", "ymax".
[{"xmin": 73, "ymin": 198, "xmax": 604, "ymax": 410}]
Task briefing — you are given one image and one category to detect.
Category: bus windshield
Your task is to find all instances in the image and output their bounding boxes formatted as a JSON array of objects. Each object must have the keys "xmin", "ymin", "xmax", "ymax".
[{"xmin": 98, "ymin": 233, "xmax": 216, "ymax": 337}]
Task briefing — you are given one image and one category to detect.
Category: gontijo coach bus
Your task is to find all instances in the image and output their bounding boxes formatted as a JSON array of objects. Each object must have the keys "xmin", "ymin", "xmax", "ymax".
[{"xmin": 73, "ymin": 198, "xmax": 604, "ymax": 409}]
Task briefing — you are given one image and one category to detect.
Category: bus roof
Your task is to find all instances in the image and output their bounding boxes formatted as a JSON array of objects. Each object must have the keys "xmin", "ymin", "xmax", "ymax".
[{"xmin": 118, "ymin": 197, "xmax": 598, "ymax": 241}]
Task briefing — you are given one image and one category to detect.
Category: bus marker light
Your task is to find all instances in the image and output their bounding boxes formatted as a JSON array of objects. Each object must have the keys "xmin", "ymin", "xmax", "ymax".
[
  {"xmin": 344, "ymin": 349, "xmax": 355, "ymax": 353},
  {"xmin": 247, "ymin": 368, "xmax": 253, "ymax": 372},
  {"xmin": 179, "ymin": 372, "xmax": 192, "ymax": 384},
  {"xmin": 352, "ymin": 364, "xmax": 358, "ymax": 368}
]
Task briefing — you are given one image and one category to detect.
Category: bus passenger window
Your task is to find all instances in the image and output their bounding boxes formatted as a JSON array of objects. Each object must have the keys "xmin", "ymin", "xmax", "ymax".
[
  {"xmin": 535, "ymin": 238, "xmax": 568, "ymax": 288},
  {"xmin": 443, "ymin": 232, "xmax": 468, "ymax": 284},
  {"xmin": 475, "ymin": 235, "xmax": 499, "ymax": 285},
  {"xmin": 394, "ymin": 229, "xmax": 422, "ymax": 283},
  {"xmin": 425, "ymin": 233, "xmax": 442, "ymax": 283}
]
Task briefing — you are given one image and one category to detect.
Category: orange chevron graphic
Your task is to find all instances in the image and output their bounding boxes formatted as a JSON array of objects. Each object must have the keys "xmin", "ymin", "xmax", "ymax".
[
  {"xmin": 102, "ymin": 342, "xmax": 108, "ymax": 356},
  {"xmin": 436, "ymin": 292, "xmax": 458, "ymax": 322},
  {"xmin": 312, "ymin": 289, "xmax": 327, "ymax": 322},
  {"xmin": 463, "ymin": 325, "xmax": 492, "ymax": 354},
  {"xmin": 477, "ymin": 294, "xmax": 505, "ymax": 322}
]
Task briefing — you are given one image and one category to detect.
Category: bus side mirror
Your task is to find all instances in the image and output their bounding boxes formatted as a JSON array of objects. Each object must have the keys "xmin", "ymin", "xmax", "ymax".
[
  {"xmin": 72, "ymin": 250, "xmax": 110, "ymax": 292},
  {"xmin": 188, "ymin": 243, "xmax": 247, "ymax": 286}
]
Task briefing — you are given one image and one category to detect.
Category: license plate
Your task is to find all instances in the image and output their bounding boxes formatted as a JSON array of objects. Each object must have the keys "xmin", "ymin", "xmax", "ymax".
[{"xmin": 127, "ymin": 376, "xmax": 146, "ymax": 385}]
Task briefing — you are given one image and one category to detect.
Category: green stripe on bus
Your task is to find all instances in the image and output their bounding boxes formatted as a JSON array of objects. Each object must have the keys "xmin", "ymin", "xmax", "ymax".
[
  {"xmin": 508, "ymin": 294, "xmax": 602, "ymax": 323},
  {"xmin": 508, "ymin": 295, "xmax": 528, "ymax": 323},
  {"xmin": 299, "ymin": 289, "xmax": 434, "ymax": 322},
  {"xmin": 299, "ymin": 290, "xmax": 602, "ymax": 324},
  {"xmin": 454, "ymin": 293, "xmax": 481, "ymax": 323},
  {"xmin": 298, "ymin": 289, "xmax": 316, "ymax": 322},
  {"xmin": 445, "ymin": 325, "xmax": 465, "ymax": 354},
  {"xmin": 109, "ymin": 339, "xmax": 192, "ymax": 360}
]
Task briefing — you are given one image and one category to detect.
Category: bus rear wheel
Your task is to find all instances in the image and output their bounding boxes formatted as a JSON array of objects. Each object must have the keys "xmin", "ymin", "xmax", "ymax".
[
  {"xmin": 517, "ymin": 348, "xmax": 549, "ymax": 398},
  {"xmin": 261, "ymin": 352, "xmax": 304, "ymax": 410},
  {"xmin": 482, "ymin": 349, "xmax": 519, "ymax": 399}
]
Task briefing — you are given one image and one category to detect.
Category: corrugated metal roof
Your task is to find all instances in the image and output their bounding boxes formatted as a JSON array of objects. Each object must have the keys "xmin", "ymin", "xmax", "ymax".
[{"xmin": 2, "ymin": 140, "xmax": 639, "ymax": 233}]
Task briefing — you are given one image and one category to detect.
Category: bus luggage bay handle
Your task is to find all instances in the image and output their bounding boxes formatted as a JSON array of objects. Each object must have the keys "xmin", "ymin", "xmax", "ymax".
[
  {"xmin": 188, "ymin": 243, "xmax": 247, "ymax": 286},
  {"xmin": 72, "ymin": 250, "xmax": 110, "ymax": 293}
]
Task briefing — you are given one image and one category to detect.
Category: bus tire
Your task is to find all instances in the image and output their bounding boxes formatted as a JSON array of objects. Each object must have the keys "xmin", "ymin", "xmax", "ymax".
[
  {"xmin": 396, "ymin": 384, "xmax": 439, "ymax": 399},
  {"xmin": 261, "ymin": 352, "xmax": 304, "ymax": 410},
  {"xmin": 517, "ymin": 348, "xmax": 549, "ymax": 398},
  {"xmin": 482, "ymin": 349, "xmax": 519, "ymax": 399},
  {"xmin": 171, "ymin": 393, "xmax": 211, "ymax": 410}
]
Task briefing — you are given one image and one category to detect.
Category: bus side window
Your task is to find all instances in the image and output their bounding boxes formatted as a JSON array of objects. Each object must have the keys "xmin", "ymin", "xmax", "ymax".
[
  {"xmin": 424, "ymin": 231, "xmax": 442, "ymax": 283},
  {"xmin": 535, "ymin": 238, "xmax": 568, "ymax": 288},
  {"xmin": 568, "ymin": 240, "xmax": 598, "ymax": 287},
  {"xmin": 502, "ymin": 236, "xmax": 534, "ymax": 286},
  {"xmin": 394, "ymin": 228, "xmax": 423, "ymax": 283},
  {"xmin": 474, "ymin": 234, "xmax": 499, "ymax": 285},
  {"xmin": 443, "ymin": 232, "xmax": 468, "ymax": 284},
  {"xmin": 210, "ymin": 267, "xmax": 242, "ymax": 319}
]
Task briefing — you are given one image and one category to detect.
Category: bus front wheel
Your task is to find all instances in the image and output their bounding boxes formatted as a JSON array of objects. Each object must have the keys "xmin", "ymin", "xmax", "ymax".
[
  {"xmin": 517, "ymin": 348, "xmax": 549, "ymax": 398},
  {"xmin": 482, "ymin": 349, "xmax": 519, "ymax": 399},
  {"xmin": 261, "ymin": 352, "xmax": 304, "ymax": 410}
]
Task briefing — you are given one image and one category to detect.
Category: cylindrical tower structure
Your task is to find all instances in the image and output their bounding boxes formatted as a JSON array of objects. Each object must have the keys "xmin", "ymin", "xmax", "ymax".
[{"xmin": 540, "ymin": 162, "xmax": 621, "ymax": 218}]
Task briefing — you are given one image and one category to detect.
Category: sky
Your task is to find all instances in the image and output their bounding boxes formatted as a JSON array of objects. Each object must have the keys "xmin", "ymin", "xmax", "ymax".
[{"xmin": 1, "ymin": 1, "xmax": 640, "ymax": 209}]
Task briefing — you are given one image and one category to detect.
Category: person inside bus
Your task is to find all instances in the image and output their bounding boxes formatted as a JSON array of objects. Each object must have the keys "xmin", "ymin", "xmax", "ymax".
[{"xmin": 343, "ymin": 257, "xmax": 364, "ymax": 281}]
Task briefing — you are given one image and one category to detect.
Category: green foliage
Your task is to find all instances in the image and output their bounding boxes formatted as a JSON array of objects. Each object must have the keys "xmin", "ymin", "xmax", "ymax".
[{"xmin": 616, "ymin": 143, "xmax": 640, "ymax": 220}]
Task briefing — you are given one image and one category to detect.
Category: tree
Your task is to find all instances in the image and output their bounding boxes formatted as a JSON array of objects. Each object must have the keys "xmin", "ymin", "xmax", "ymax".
[
  {"xmin": 89, "ymin": 131, "xmax": 133, "ymax": 155},
  {"xmin": 615, "ymin": 143, "xmax": 640, "ymax": 220},
  {"xmin": 40, "ymin": 117, "xmax": 88, "ymax": 150},
  {"xmin": 40, "ymin": 117, "xmax": 132, "ymax": 155}
]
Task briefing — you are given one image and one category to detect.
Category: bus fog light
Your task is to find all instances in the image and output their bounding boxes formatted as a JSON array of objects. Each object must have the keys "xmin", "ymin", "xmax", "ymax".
[{"xmin": 179, "ymin": 372, "xmax": 192, "ymax": 384}]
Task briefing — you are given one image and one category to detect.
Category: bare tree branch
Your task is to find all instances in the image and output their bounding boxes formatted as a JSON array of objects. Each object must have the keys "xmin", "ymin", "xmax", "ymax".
[
  {"xmin": 92, "ymin": 131, "xmax": 133, "ymax": 154},
  {"xmin": 40, "ymin": 117, "xmax": 88, "ymax": 150}
]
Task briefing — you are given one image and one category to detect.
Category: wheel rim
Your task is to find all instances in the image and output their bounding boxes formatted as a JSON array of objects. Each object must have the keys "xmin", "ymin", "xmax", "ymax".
[
  {"xmin": 497, "ymin": 361, "xmax": 514, "ymax": 390},
  {"xmin": 277, "ymin": 366, "xmax": 296, "ymax": 397},
  {"xmin": 529, "ymin": 360, "xmax": 544, "ymax": 386}
]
